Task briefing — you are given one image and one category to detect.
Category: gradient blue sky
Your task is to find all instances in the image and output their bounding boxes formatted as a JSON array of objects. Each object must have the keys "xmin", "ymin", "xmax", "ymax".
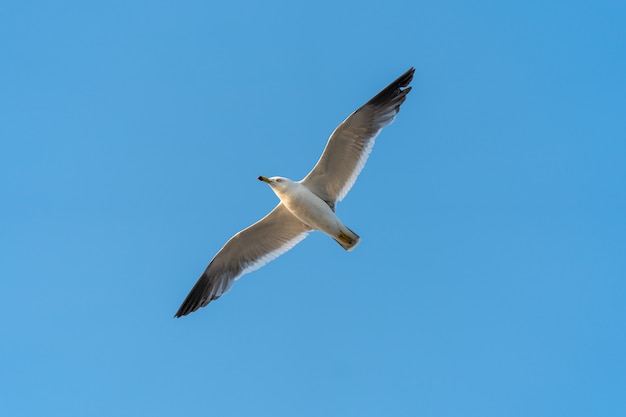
[{"xmin": 2, "ymin": 1, "xmax": 625, "ymax": 416}]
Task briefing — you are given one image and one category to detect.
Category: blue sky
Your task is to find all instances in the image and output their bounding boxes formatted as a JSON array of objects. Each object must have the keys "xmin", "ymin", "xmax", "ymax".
[{"xmin": 2, "ymin": 1, "xmax": 625, "ymax": 416}]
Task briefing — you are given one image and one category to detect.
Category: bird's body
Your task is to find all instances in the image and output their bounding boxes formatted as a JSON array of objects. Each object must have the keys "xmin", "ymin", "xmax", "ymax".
[
  {"xmin": 175, "ymin": 68, "xmax": 415, "ymax": 317},
  {"xmin": 259, "ymin": 176, "xmax": 360, "ymax": 250}
]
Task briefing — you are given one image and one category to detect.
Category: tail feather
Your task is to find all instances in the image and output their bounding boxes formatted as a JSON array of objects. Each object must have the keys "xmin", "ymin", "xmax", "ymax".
[{"xmin": 334, "ymin": 227, "xmax": 360, "ymax": 251}]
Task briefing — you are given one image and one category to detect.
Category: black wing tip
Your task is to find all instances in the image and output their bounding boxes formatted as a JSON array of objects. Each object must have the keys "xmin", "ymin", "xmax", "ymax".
[
  {"xmin": 174, "ymin": 283, "xmax": 208, "ymax": 318},
  {"xmin": 174, "ymin": 278, "xmax": 223, "ymax": 318},
  {"xmin": 396, "ymin": 67, "xmax": 416, "ymax": 87},
  {"xmin": 174, "ymin": 300, "xmax": 199, "ymax": 318},
  {"xmin": 174, "ymin": 292, "xmax": 214, "ymax": 318},
  {"xmin": 367, "ymin": 67, "xmax": 415, "ymax": 107},
  {"xmin": 174, "ymin": 299, "xmax": 210, "ymax": 318},
  {"xmin": 173, "ymin": 301, "xmax": 194, "ymax": 317}
]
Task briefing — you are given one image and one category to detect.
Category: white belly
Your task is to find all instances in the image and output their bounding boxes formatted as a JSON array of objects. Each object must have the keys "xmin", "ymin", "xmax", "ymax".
[{"xmin": 277, "ymin": 183, "xmax": 342, "ymax": 236}]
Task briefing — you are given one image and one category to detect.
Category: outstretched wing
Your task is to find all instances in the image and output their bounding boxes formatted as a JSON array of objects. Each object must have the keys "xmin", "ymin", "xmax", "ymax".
[
  {"xmin": 175, "ymin": 204, "xmax": 311, "ymax": 317},
  {"xmin": 301, "ymin": 68, "xmax": 414, "ymax": 204}
]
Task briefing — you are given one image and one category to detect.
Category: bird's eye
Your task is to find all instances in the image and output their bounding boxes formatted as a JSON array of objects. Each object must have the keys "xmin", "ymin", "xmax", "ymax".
[{"xmin": 276, "ymin": 178, "xmax": 282, "ymax": 182}]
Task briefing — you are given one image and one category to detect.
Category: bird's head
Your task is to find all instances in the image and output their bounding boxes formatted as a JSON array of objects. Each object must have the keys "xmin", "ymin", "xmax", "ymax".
[{"xmin": 257, "ymin": 176, "xmax": 293, "ymax": 191}]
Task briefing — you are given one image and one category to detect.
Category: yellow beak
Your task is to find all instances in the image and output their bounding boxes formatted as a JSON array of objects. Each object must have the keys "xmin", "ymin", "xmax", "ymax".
[{"xmin": 257, "ymin": 176, "xmax": 271, "ymax": 184}]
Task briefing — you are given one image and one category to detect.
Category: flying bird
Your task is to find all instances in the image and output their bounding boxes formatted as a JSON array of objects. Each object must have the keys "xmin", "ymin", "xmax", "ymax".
[{"xmin": 175, "ymin": 68, "xmax": 414, "ymax": 317}]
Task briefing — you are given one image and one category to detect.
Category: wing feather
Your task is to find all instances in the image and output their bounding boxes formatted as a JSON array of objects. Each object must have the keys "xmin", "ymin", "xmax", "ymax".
[
  {"xmin": 174, "ymin": 204, "xmax": 311, "ymax": 317},
  {"xmin": 301, "ymin": 68, "xmax": 414, "ymax": 203}
]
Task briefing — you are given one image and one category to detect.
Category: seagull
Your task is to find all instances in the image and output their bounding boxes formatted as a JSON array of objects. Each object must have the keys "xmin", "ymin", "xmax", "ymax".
[{"xmin": 175, "ymin": 68, "xmax": 414, "ymax": 317}]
